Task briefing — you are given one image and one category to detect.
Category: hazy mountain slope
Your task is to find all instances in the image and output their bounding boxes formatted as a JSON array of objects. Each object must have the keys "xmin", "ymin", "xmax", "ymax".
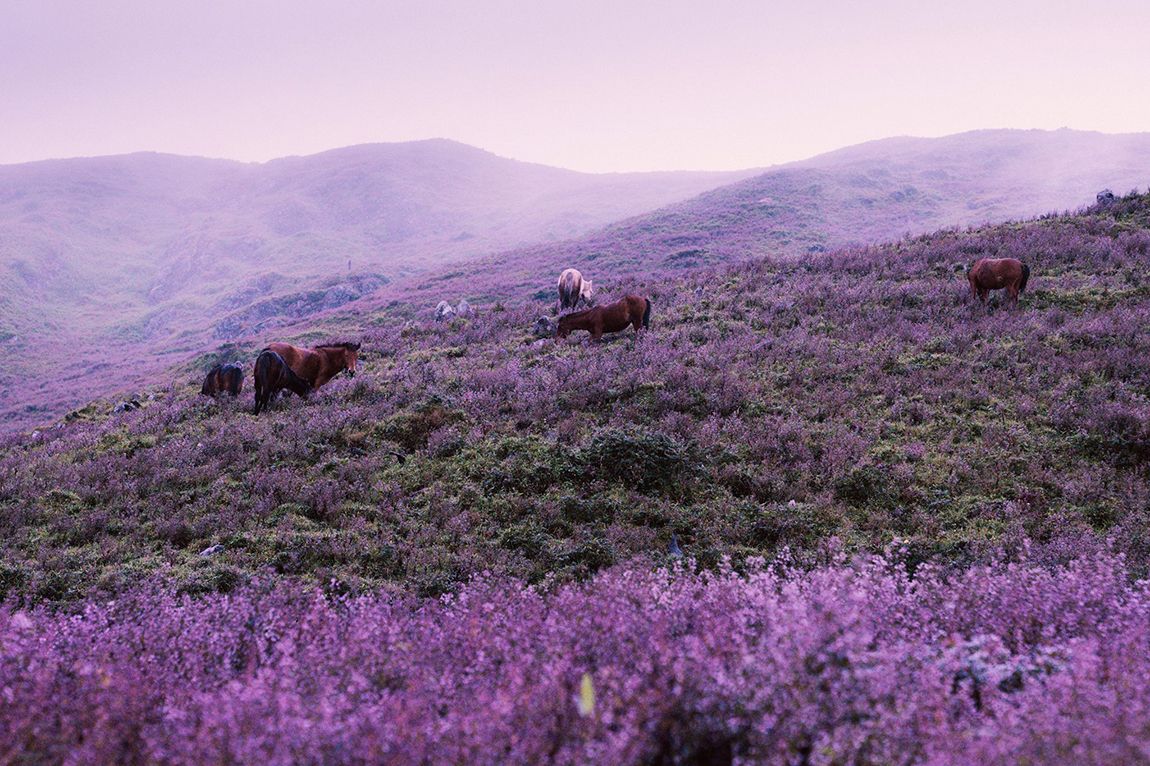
[
  {"xmin": 4, "ymin": 192, "xmax": 1149, "ymax": 603},
  {"xmin": 4, "ymin": 129, "xmax": 1149, "ymax": 433},
  {"xmin": 0, "ymin": 141, "xmax": 754, "ymax": 430},
  {"xmin": 474, "ymin": 129, "xmax": 1150, "ymax": 285}
]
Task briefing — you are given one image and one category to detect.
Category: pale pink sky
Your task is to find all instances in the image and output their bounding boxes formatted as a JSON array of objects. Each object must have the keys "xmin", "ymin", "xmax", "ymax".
[{"xmin": 2, "ymin": 0, "xmax": 1148, "ymax": 172}]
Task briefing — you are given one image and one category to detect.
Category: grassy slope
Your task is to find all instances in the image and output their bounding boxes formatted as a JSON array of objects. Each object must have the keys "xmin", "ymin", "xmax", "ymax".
[
  {"xmin": 6, "ymin": 129, "xmax": 1149, "ymax": 435},
  {"xmin": 455, "ymin": 129, "xmax": 1150, "ymax": 286},
  {"xmin": 2, "ymin": 194, "xmax": 1148, "ymax": 603},
  {"xmin": 0, "ymin": 141, "xmax": 755, "ymax": 432}
]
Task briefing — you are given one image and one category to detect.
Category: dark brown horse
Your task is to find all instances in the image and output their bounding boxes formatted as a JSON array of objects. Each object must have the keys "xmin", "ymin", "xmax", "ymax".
[
  {"xmin": 201, "ymin": 363, "xmax": 244, "ymax": 397},
  {"xmin": 253, "ymin": 351, "xmax": 312, "ymax": 415},
  {"xmin": 557, "ymin": 294, "xmax": 650, "ymax": 341},
  {"xmin": 968, "ymin": 258, "xmax": 1030, "ymax": 308},
  {"xmin": 263, "ymin": 342, "xmax": 360, "ymax": 388}
]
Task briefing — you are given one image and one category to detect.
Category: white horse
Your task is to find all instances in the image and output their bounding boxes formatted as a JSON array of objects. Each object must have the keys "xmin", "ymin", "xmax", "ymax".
[{"xmin": 557, "ymin": 268, "xmax": 593, "ymax": 313}]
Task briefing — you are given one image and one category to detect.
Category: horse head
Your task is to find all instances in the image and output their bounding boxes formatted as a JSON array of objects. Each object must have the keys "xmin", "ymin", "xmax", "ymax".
[
  {"xmin": 580, "ymin": 278, "xmax": 594, "ymax": 304},
  {"xmin": 342, "ymin": 342, "xmax": 361, "ymax": 377}
]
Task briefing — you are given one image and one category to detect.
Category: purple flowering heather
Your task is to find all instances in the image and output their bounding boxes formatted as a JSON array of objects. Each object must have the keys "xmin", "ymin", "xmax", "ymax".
[{"xmin": 2, "ymin": 548, "xmax": 1149, "ymax": 764}]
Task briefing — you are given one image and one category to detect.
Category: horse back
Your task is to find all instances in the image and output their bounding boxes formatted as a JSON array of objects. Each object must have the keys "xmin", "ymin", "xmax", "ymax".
[
  {"xmin": 558, "ymin": 269, "xmax": 583, "ymax": 308},
  {"xmin": 256, "ymin": 350, "xmax": 311, "ymax": 397},
  {"xmin": 265, "ymin": 342, "xmax": 318, "ymax": 385},
  {"xmin": 201, "ymin": 365, "xmax": 222, "ymax": 396},
  {"xmin": 221, "ymin": 364, "xmax": 244, "ymax": 394}
]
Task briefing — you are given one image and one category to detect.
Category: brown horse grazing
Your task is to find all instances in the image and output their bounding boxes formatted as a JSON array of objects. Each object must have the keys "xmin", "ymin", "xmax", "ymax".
[
  {"xmin": 557, "ymin": 294, "xmax": 650, "ymax": 341},
  {"xmin": 557, "ymin": 268, "xmax": 594, "ymax": 313},
  {"xmin": 263, "ymin": 342, "xmax": 360, "ymax": 388},
  {"xmin": 201, "ymin": 363, "xmax": 244, "ymax": 397},
  {"xmin": 968, "ymin": 258, "xmax": 1031, "ymax": 308},
  {"xmin": 253, "ymin": 351, "xmax": 312, "ymax": 415}
]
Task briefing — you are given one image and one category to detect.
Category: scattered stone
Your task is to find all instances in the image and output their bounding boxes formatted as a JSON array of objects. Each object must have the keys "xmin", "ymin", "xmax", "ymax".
[
  {"xmin": 533, "ymin": 316, "xmax": 556, "ymax": 339},
  {"xmin": 434, "ymin": 300, "xmax": 456, "ymax": 322},
  {"xmin": 456, "ymin": 299, "xmax": 473, "ymax": 318},
  {"xmin": 1097, "ymin": 189, "xmax": 1116, "ymax": 206},
  {"xmin": 112, "ymin": 399, "xmax": 142, "ymax": 414},
  {"xmin": 669, "ymin": 532, "xmax": 685, "ymax": 558},
  {"xmin": 199, "ymin": 544, "xmax": 225, "ymax": 557}
]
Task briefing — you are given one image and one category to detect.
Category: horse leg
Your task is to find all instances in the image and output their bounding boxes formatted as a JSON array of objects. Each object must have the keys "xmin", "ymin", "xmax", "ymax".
[{"xmin": 1008, "ymin": 284, "xmax": 1019, "ymax": 309}]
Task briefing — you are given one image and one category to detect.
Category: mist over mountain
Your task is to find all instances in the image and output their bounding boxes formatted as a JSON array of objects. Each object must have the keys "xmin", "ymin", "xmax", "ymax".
[
  {"xmin": 481, "ymin": 129, "xmax": 1150, "ymax": 283},
  {"xmin": 2, "ymin": 128, "xmax": 1148, "ymax": 432},
  {"xmin": 0, "ymin": 140, "xmax": 753, "ymax": 429}
]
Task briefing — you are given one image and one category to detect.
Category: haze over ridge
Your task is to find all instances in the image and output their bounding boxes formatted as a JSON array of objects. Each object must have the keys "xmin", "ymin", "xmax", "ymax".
[{"xmin": 2, "ymin": 127, "xmax": 1149, "ymax": 433}]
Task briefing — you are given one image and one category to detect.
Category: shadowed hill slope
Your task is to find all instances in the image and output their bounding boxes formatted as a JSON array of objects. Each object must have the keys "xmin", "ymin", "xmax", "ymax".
[
  {"xmin": 3, "ymin": 192, "xmax": 1148, "ymax": 603},
  {"xmin": 4, "ymin": 129, "xmax": 1149, "ymax": 433},
  {"xmin": 0, "ymin": 140, "xmax": 755, "ymax": 431},
  {"xmin": 465, "ymin": 129, "xmax": 1150, "ymax": 286}
]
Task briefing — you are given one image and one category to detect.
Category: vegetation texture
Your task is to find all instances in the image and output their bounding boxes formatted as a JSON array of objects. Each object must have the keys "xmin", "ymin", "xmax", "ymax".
[
  {"xmin": 3, "ymin": 194, "xmax": 1150, "ymax": 602},
  {"xmin": 2, "ymin": 548, "xmax": 1148, "ymax": 764},
  {"xmin": 1, "ymin": 192, "xmax": 1149, "ymax": 762}
]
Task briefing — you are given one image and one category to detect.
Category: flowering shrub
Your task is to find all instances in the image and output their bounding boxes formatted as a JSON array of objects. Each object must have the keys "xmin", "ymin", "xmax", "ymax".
[
  {"xmin": 1, "ymin": 194, "xmax": 1149, "ymax": 600},
  {"xmin": 2, "ymin": 547, "xmax": 1149, "ymax": 764}
]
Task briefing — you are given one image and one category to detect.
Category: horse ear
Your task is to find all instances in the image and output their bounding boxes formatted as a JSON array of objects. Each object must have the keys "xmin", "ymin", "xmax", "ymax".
[{"xmin": 350, "ymin": 342, "xmax": 361, "ymax": 351}]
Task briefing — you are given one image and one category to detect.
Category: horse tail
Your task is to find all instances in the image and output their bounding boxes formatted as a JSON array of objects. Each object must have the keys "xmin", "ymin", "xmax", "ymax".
[
  {"xmin": 285, "ymin": 363, "xmax": 312, "ymax": 398},
  {"xmin": 642, "ymin": 298, "xmax": 652, "ymax": 329},
  {"xmin": 1019, "ymin": 264, "xmax": 1031, "ymax": 293}
]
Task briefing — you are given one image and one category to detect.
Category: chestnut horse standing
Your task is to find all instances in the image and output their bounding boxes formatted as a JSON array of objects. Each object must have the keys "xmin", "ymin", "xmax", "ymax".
[
  {"xmin": 201, "ymin": 363, "xmax": 244, "ymax": 397},
  {"xmin": 557, "ymin": 268, "xmax": 594, "ymax": 313},
  {"xmin": 557, "ymin": 294, "xmax": 650, "ymax": 341},
  {"xmin": 968, "ymin": 258, "xmax": 1030, "ymax": 308},
  {"xmin": 253, "ymin": 351, "xmax": 312, "ymax": 415},
  {"xmin": 262, "ymin": 342, "xmax": 360, "ymax": 388}
]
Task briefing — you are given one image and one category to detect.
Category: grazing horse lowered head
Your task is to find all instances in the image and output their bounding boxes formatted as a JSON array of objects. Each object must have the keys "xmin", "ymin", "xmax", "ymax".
[
  {"xmin": 201, "ymin": 363, "xmax": 244, "ymax": 397},
  {"xmin": 556, "ymin": 294, "xmax": 650, "ymax": 342},
  {"xmin": 252, "ymin": 350, "xmax": 312, "ymax": 415},
  {"xmin": 557, "ymin": 268, "xmax": 594, "ymax": 313},
  {"xmin": 262, "ymin": 341, "xmax": 360, "ymax": 389},
  {"xmin": 968, "ymin": 257, "xmax": 1030, "ymax": 308}
]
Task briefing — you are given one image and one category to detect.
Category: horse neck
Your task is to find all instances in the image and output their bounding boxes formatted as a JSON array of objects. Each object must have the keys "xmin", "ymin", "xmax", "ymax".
[
  {"xmin": 567, "ymin": 306, "xmax": 599, "ymax": 320},
  {"xmin": 316, "ymin": 348, "xmax": 349, "ymax": 383}
]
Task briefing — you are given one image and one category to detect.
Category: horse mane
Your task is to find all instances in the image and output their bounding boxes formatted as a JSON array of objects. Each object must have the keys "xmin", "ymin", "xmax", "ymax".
[
  {"xmin": 315, "ymin": 342, "xmax": 360, "ymax": 351},
  {"xmin": 561, "ymin": 306, "xmax": 597, "ymax": 321}
]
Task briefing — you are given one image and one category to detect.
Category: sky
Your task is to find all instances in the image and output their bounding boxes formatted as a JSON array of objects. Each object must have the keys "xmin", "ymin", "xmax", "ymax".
[{"xmin": 2, "ymin": 0, "xmax": 1149, "ymax": 172}]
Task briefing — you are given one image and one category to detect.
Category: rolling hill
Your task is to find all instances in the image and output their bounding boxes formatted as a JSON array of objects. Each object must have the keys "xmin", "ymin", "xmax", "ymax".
[
  {"xmin": 3, "ymin": 187, "xmax": 1150, "ymax": 764},
  {"xmin": 3, "ymin": 129, "xmax": 1149, "ymax": 433},
  {"xmin": 471, "ymin": 129, "xmax": 1150, "ymax": 287},
  {"xmin": 4, "ymin": 191, "xmax": 1149, "ymax": 602},
  {"xmin": 0, "ymin": 141, "xmax": 755, "ymax": 430}
]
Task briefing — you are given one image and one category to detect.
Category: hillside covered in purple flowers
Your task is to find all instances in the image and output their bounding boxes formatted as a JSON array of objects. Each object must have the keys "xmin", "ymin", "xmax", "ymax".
[
  {"xmin": 2, "ymin": 191, "xmax": 1150, "ymax": 762},
  {"xmin": 5, "ymin": 129, "xmax": 1149, "ymax": 436}
]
